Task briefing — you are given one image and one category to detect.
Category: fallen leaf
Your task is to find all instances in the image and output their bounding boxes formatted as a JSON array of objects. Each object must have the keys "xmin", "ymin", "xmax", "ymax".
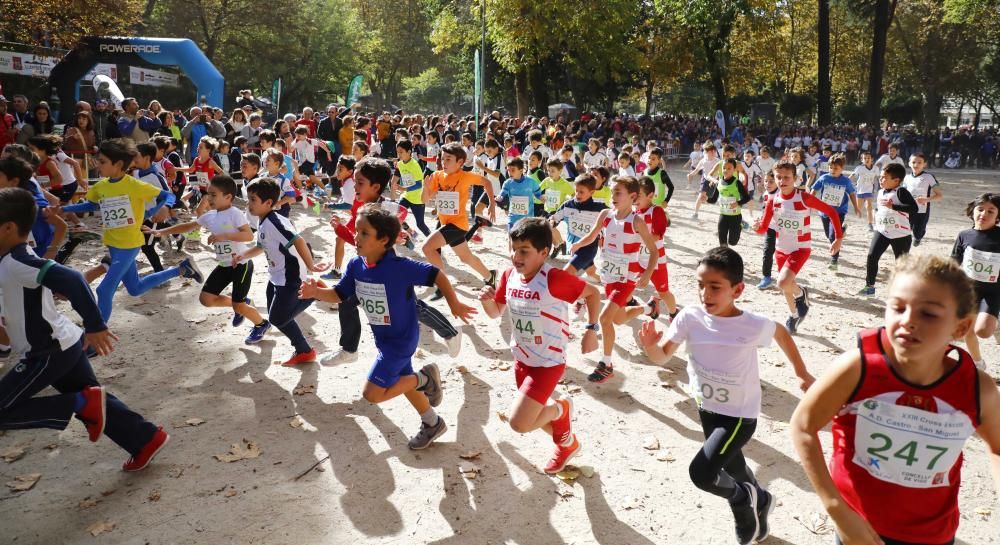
[
  {"xmin": 974, "ymin": 506, "xmax": 992, "ymax": 518},
  {"xmin": 1, "ymin": 446, "xmax": 26, "ymax": 463},
  {"xmin": 293, "ymin": 385, "xmax": 315, "ymax": 396},
  {"xmin": 185, "ymin": 418, "xmax": 205, "ymax": 427},
  {"xmin": 458, "ymin": 463, "xmax": 480, "ymax": 479},
  {"xmin": 147, "ymin": 490, "xmax": 161, "ymax": 502},
  {"xmin": 565, "ymin": 385, "xmax": 582, "ymax": 394},
  {"xmin": 224, "ymin": 489, "xmax": 237, "ymax": 498},
  {"xmin": 556, "ymin": 468, "xmax": 580, "ymax": 483},
  {"xmin": 577, "ymin": 465, "xmax": 595, "ymax": 478},
  {"xmin": 622, "ymin": 496, "xmax": 643, "ymax": 510},
  {"xmin": 5, "ymin": 473, "xmax": 41, "ymax": 492},
  {"xmin": 213, "ymin": 439, "xmax": 261, "ymax": 463},
  {"xmin": 496, "ymin": 411, "xmax": 509, "ymax": 423},
  {"xmin": 289, "ymin": 416, "xmax": 305, "ymax": 428},
  {"xmin": 556, "ymin": 488, "xmax": 575, "ymax": 498},
  {"xmin": 458, "ymin": 451, "xmax": 481, "ymax": 460},
  {"xmin": 456, "ymin": 365, "xmax": 469, "ymax": 374},
  {"xmin": 642, "ymin": 436, "xmax": 660, "ymax": 450},
  {"xmin": 655, "ymin": 452, "xmax": 676, "ymax": 462},
  {"xmin": 186, "ymin": 317, "xmax": 207, "ymax": 324},
  {"xmin": 86, "ymin": 521, "xmax": 116, "ymax": 537},
  {"xmin": 496, "ymin": 362, "xmax": 511, "ymax": 371},
  {"xmin": 100, "ymin": 488, "xmax": 116, "ymax": 497},
  {"xmin": 78, "ymin": 497, "xmax": 100, "ymax": 509}
]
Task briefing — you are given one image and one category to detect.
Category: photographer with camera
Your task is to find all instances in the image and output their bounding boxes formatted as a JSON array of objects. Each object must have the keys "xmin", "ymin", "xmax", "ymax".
[
  {"xmin": 180, "ymin": 106, "xmax": 225, "ymax": 162},
  {"xmin": 117, "ymin": 97, "xmax": 162, "ymax": 145}
]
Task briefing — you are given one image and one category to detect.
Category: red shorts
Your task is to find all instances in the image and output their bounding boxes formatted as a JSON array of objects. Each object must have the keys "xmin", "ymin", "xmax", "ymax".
[
  {"xmin": 515, "ymin": 361, "xmax": 565, "ymax": 404},
  {"xmin": 648, "ymin": 265, "xmax": 669, "ymax": 293},
  {"xmin": 775, "ymin": 248, "xmax": 811, "ymax": 275},
  {"xmin": 604, "ymin": 281, "xmax": 636, "ymax": 307}
]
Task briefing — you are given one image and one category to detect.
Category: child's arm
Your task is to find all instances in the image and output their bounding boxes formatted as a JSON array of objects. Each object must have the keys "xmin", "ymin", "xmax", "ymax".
[
  {"xmin": 434, "ymin": 270, "xmax": 477, "ymax": 323},
  {"xmin": 478, "ymin": 285, "xmax": 504, "ymax": 319},
  {"xmin": 773, "ymin": 321, "xmax": 815, "ymax": 390},
  {"xmin": 790, "ymin": 352, "xmax": 884, "ymax": 545},
  {"xmin": 233, "ymin": 245, "xmax": 264, "ymax": 266},
  {"xmin": 210, "ymin": 160, "xmax": 225, "ymax": 175},
  {"xmin": 849, "ymin": 192, "xmax": 861, "ymax": 216},
  {"xmin": 291, "ymin": 236, "xmax": 328, "ymax": 272},
  {"xmin": 753, "ymin": 198, "xmax": 775, "ymax": 233},
  {"xmin": 476, "ymin": 174, "xmax": 497, "ymax": 222},
  {"xmin": 41, "ymin": 208, "xmax": 67, "ymax": 260},
  {"xmin": 569, "ymin": 209, "xmax": 609, "ymax": 252},
  {"xmin": 633, "ymin": 217, "xmax": 658, "ymax": 288},
  {"xmin": 299, "ymin": 277, "xmax": 343, "ymax": 304},
  {"xmin": 802, "ymin": 192, "xmax": 843, "ymax": 254},
  {"xmin": 65, "ymin": 156, "xmax": 85, "ymax": 186},
  {"xmin": 976, "ymin": 367, "xmax": 1000, "ymax": 495},
  {"xmin": 638, "ymin": 320, "xmax": 682, "ymax": 365},
  {"xmin": 145, "ymin": 220, "xmax": 200, "ymax": 237},
  {"xmin": 208, "ymin": 224, "xmax": 253, "ymax": 245},
  {"xmin": 920, "ymin": 185, "xmax": 944, "ymax": 205},
  {"xmin": 44, "ymin": 158, "xmax": 63, "ymax": 187},
  {"xmin": 36, "ymin": 258, "xmax": 118, "ymax": 355},
  {"xmin": 736, "ymin": 178, "xmax": 752, "ymax": 205}
]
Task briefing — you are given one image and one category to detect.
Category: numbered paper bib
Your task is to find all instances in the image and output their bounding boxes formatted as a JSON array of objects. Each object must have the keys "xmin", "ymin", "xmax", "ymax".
[
  {"xmin": 356, "ymin": 281, "xmax": 391, "ymax": 325},
  {"xmin": 509, "ymin": 196, "xmax": 530, "ymax": 216},
  {"xmin": 195, "ymin": 171, "xmax": 210, "ymax": 188},
  {"xmin": 852, "ymin": 398, "xmax": 974, "ymax": 488},
  {"xmin": 821, "ymin": 184, "xmax": 846, "ymax": 207},
  {"xmin": 35, "ymin": 175, "xmax": 50, "ymax": 186},
  {"xmin": 400, "ymin": 173, "xmax": 417, "ymax": 189},
  {"xmin": 214, "ymin": 241, "xmax": 233, "ymax": 265},
  {"xmin": 380, "ymin": 201, "xmax": 402, "ymax": 219},
  {"xmin": 544, "ymin": 190, "xmax": 561, "ymax": 210},
  {"xmin": 962, "ymin": 248, "xmax": 1000, "ymax": 283},
  {"xmin": 508, "ymin": 299, "xmax": 543, "ymax": 346},
  {"xmin": 100, "ymin": 195, "xmax": 136, "ymax": 229},
  {"xmin": 858, "ymin": 175, "xmax": 877, "ymax": 193},
  {"xmin": 689, "ymin": 365, "xmax": 745, "ymax": 410},
  {"xmin": 568, "ymin": 211, "xmax": 599, "ymax": 239},
  {"xmin": 875, "ymin": 208, "xmax": 910, "ymax": 238},
  {"xmin": 773, "ymin": 208, "xmax": 806, "ymax": 238},
  {"xmin": 719, "ymin": 195, "xmax": 739, "ymax": 215},
  {"xmin": 436, "ymin": 191, "xmax": 460, "ymax": 216},
  {"xmin": 600, "ymin": 248, "xmax": 630, "ymax": 283}
]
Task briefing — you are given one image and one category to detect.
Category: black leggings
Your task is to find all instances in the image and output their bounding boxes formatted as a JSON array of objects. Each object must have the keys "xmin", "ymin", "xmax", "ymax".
[
  {"xmin": 865, "ymin": 233, "xmax": 912, "ymax": 286},
  {"xmin": 717, "ymin": 214, "xmax": 743, "ymax": 247},
  {"xmin": 762, "ymin": 229, "xmax": 776, "ymax": 278},
  {"xmin": 401, "ymin": 198, "xmax": 431, "ymax": 236},
  {"xmin": 140, "ymin": 219, "xmax": 165, "ymax": 272},
  {"xmin": 689, "ymin": 409, "xmax": 758, "ymax": 500}
]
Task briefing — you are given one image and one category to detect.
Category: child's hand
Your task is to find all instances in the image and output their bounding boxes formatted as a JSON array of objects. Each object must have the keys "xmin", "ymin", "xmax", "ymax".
[
  {"xmin": 449, "ymin": 300, "xmax": 478, "ymax": 324},
  {"xmin": 831, "ymin": 507, "xmax": 885, "ymax": 545},
  {"xmin": 329, "ymin": 215, "xmax": 342, "ymax": 228},
  {"xmin": 569, "ymin": 243, "xmax": 581, "ymax": 254},
  {"xmin": 751, "ymin": 218, "xmax": 762, "ymax": 232},
  {"xmin": 581, "ymin": 329, "xmax": 598, "ymax": 354},
  {"xmin": 140, "ymin": 225, "xmax": 155, "ymax": 234},
  {"xmin": 299, "ymin": 278, "xmax": 321, "ymax": 300},
  {"xmin": 639, "ymin": 320, "xmax": 662, "ymax": 348},
  {"xmin": 84, "ymin": 329, "xmax": 119, "ymax": 357},
  {"xmin": 231, "ymin": 253, "xmax": 244, "ymax": 267},
  {"xmin": 878, "ymin": 197, "xmax": 892, "ymax": 207},
  {"xmin": 830, "ymin": 238, "xmax": 843, "ymax": 256},
  {"xmin": 636, "ymin": 271, "xmax": 652, "ymax": 289},
  {"xmin": 151, "ymin": 207, "xmax": 170, "ymax": 223},
  {"xmin": 797, "ymin": 372, "xmax": 816, "ymax": 392},
  {"xmin": 479, "ymin": 286, "xmax": 496, "ymax": 302},
  {"xmin": 309, "ymin": 261, "xmax": 330, "ymax": 273},
  {"xmin": 207, "ymin": 233, "xmax": 224, "ymax": 245},
  {"xmin": 916, "ymin": 196, "xmax": 929, "ymax": 205}
]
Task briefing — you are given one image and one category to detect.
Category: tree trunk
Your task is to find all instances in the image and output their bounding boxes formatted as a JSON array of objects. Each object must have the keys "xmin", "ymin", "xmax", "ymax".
[
  {"xmin": 645, "ymin": 72, "xmax": 655, "ymax": 116},
  {"xmin": 527, "ymin": 60, "xmax": 548, "ymax": 117},
  {"xmin": 921, "ymin": 88, "xmax": 942, "ymax": 130},
  {"xmin": 817, "ymin": 0, "xmax": 832, "ymax": 125},
  {"xmin": 703, "ymin": 38, "xmax": 727, "ymax": 121},
  {"xmin": 514, "ymin": 68, "xmax": 529, "ymax": 119},
  {"xmin": 956, "ymin": 99, "xmax": 964, "ymax": 126},
  {"xmin": 865, "ymin": 0, "xmax": 897, "ymax": 127},
  {"xmin": 974, "ymin": 99, "xmax": 982, "ymax": 129}
]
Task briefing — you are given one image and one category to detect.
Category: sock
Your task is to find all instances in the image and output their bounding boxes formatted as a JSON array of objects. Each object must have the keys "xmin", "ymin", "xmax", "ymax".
[
  {"xmin": 420, "ymin": 408, "xmax": 438, "ymax": 426},
  {"xmin": 729, "ymin": 482, "xmax": 748, "ymax": 504},
  {"xmin": 794, "ymin": 288, "xmax": 804, "ymax": 300},
  {"xmin": 669, "ymin": 309, "xmax": 679, "ymax": 320},
  {"xmin": 254, "ymin": 320, "xmax": 267, "ymax": 327},
  {"xmin": 600, "ymin": 355, "xmax": 612, "ymax": 366},
  {"xmin": 73, "ymin": 392, "xmax": 86, "ymax": 413},
  {"xmin": 415, "ymin": 370, "xmax": 429, "ymax": 390},
  {"xmin": 0, "ymin": 343, "xmax": 10, "ymax": 351},
  {"xmin": 552, "ymin": 401, "xmax": 564, "ymax": 420}
]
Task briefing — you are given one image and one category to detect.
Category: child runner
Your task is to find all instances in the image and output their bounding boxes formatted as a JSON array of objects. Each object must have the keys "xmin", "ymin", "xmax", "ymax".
[
  {"xmin": 791, "ymin": 254, "xmax": 1000, "ymax": 545},
  {"xmin": 640, "ymin": 246, "xmax": 814, "ymax": 545},
  {"xmin": 755, "ymin": 171, "xmax": 779, "ymax": 290},
  {"xmin": 497, "ymin": 157, "xmax": 542, "ymax": 237},
  {"xmin": 178, "ymin": 137, "xmax": 225, "ymax": 206},
  {"xmin": 133, "ymin": 143, "xmax": 172, "ymax": 273},
  {"xmin": 538, "ymin": 157, "xmax": 575, "ymax": 256},
  {"xmin": 569, "ymin": 176, "xmax": 659, "ymax": 382},
  {"xmin": 421, "ymin": 142, "xmax": 497, "ymax": 287},
  {"xmin": 233, "ymin": 178, "xmax": 328, "ymax": 366},
  {"xmin": 753, "ymin": 161, "xmax": 842, "ymax": 334},
  {"xmin": 479, "ymin": 217, "xmax": 601, "ymax": 473},
  {"xmin": 857, "ymin": 163, "xmax": 916, "ymax": 297},
  {"xmin": 874, "ymin": 142, "xmax": 905, "ymax": 171},
  {"xmin": 299, "ymin": 204, "xmax": 475, "ymax": 449},
  {"xmin": 712, "ymin": 158, "xmax": 753, "ymax": 248},
  {"xmin": 810, "ymin": 154, "xmax": 861, "ymax": 271},
  {"xmin": 687, "ymin": 142, "xmax": 721, "ymax": 220},
  {"xmin": 850, "ymin": 150, "xmax": 880, "ymax": 232},
  {"xmin": 146, "ymin": 175, "xmax": 271, "ymax": 344},
  {"xmin": 951, "ymin": 192, "xmax": 1000, "ymax": 370},
  {"xmin": 0, "ymin": 156, "xmax": 66, "ymax": 261},
  {"xmin": 60, "ymin": 139, "xmax": 203, "ymax": 322},
  {"xmin": 583, "ymin": 138, "xmax": 610, "ymax": 171},
  {"xmin": 903, "ymin": 152, "xmax": 942, "ymax": 247},
  {"xmin": 0, "ymin": 187, "xmax": 170, "ymax": 471},
  {"xmin": 261, "ymin": 149, "xmax": 297, "ymax": 218},
  {"xmin": 550, "ymin": 173, "xmax": 606, "ymax": 282},
  {"xmin": 644, "ymin": 147, "xmax": 674, "ymax": 214},
  {"xmin": 392, "ymin": 139, "xmax": 431, "ymax": 237},
  {"xmin": 741, "ymin": 149, "xmax": 763, "ymax": 216},
  {"xmin": 635, "ymin": 175, "xmax": 678, "ymax": 319}
]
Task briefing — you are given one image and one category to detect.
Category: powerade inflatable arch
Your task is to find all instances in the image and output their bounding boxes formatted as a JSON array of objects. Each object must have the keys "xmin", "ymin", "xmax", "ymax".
[{"xmin": 48, "ymin": 36, "xmax": 224, "ymax": 121}]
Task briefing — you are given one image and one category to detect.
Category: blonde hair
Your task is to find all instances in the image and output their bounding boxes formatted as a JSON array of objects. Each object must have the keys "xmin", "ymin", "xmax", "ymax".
[{"xmin": 890, "ymin": 254, "xmax": 976, "ymax": 317}]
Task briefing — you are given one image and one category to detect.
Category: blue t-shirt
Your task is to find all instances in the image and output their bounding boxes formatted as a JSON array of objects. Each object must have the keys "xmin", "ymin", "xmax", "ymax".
[
  {"xmin": 24, "ymin": 180, "xmax": 54, "ymax": 255},
  {"xmin": 551, "ymin": 197, "xmax": 608, "ymax": 244},
  {"xmin": 334, "ymin": 251, "xmax": 439, "ymax": 357},
  {"xmin": 499, "ymin": 176, "xmax": 542, "ymax": 227},
  {"xmin": 811, "ymin": 173, "xmax": 856, "ymax": 216}
]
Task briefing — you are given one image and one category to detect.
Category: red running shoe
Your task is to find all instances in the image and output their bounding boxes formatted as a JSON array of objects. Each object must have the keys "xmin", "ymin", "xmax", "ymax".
[
  {"xmin": 471, "ymin": 233, "xmax": 484, "ymax": 243},
  {"xmin": 78, "ymin": 386, "xmax": 106, "ymax": 442},
  {"xmin": 282, "ymin": 349, "xmax": 317, "ymax": 367},
  {"xmin": 543, "ymin": 434, "xmax": 580, "ymax": 474},
  {"xmin": 550, "ymin": 398, "xmax": 573, "ymax": 446},
  {"xmin": 122, "ymin": 427, "xmax": 170, "ymax": 472}
]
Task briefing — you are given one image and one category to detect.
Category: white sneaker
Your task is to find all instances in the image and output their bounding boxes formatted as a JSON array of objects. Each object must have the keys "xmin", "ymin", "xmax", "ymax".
[
  {"xmin": 319, "ymin": 349, "xmax": 358, "ymax": 367},
  {"xmin": 974, "ymin": 359, "xmax": 986, "ymax": 370},
  {"xmin": 445, "ymin": 332, "xmax": 462, "ymax": 358}
]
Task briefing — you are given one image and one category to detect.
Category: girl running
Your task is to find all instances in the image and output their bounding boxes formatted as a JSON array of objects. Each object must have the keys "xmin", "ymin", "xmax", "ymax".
[{"xmin": 951, "ymin": 192, "xmax": 1000, "ymax": 370}]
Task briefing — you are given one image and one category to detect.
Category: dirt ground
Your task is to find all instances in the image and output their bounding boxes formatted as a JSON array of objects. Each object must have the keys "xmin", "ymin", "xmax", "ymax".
[{"xmin": 1, "ymin": 164, "xmax": 998, "ymax": 545}]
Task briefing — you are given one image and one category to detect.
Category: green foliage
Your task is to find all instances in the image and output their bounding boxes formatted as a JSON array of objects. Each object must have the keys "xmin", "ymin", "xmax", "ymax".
[
  {"xmin": 835, "ymin": 100, "xmax": 867, "ymax": 124},
  {"xmin": 780, "ymin": 93, "xmax": 816, "ymax": 120},
  {"xmin": 882, "ymin": 96, "xmax": 922, "ymax": 125},
  {"xmin": 401, "ymin": 68, "xmax": 456, "ymax": 113}
]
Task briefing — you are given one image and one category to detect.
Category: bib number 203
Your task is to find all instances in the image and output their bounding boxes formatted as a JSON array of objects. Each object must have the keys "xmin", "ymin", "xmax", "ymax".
[
  {"xmin": 865, "ymin": 432, "xmax": 950, "ymax": 470},
  {"xmin": 700, "ymin": 383, "xmax": 730, "ymax": 404}
]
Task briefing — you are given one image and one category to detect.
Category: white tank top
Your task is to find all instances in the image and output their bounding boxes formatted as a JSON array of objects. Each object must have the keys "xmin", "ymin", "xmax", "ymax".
[
  {"xmin": 874, "ymin": 188, "xmax": 911, "ymax": 239},
  {"xmin": 601, "ymin": 211, "xmax": 641, "ymax": 283},
  {"xmin": 504, "ymin": 263, "xmax": 571, "ymax": 368},
  {"xmin": 55, "ymin": 151, "xmax": 77, "ymax": 185}
]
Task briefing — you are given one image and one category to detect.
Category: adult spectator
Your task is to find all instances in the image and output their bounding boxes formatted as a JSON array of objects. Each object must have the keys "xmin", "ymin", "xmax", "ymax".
[
  {"xmin": 0, "ymin": 96, "xmax": 15, "ymax": 151},
  {"xmin": 155, "ymin": 110, "xmax": 182, "ymax": 141},
  {"xmin": 27, "ymin": 103, "xmax": 54, "ymax": 136},
  {"xmin": 181, "ymin": 106, "xmax": 225, "ymax": 161},
  {"xmin": 91, "ymin": 99, "xmax": 112, "ymax": 145},
  {"xmin": 236, "ymin": 90, "xmax": 255, "ymax": 109},
  {"xmin": 117, "ymin": 97, "xmax": 161, "ymax": 144},
  {"xmin": 240, "ymin": 113, "xmax": 263, "ymax": 149},
  {"xmin": 147, "ymin": 100, "xmax": 164, "ymax": 118},
  {"xmin": 224, "ymin": 109, "xmax": 248, "ymax": 144},
  {"xmin": 295, "ymin": 107, "xmax": 318, "ymax": 138},
  {"xmin": 10, "ymin": 95, "xmax": 33, "ymax": 144},
  {"xmin": 63, "ymin": 110, "xmax": 98, "ymax": 172}
]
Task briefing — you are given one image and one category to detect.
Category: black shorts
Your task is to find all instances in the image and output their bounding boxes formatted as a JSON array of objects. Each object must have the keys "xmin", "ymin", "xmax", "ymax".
[
  {"xmin": 438, "ymin": 224, "xmax": 468, "ymax": 247},
  {"xmin": 976, "ymin": 286, "xmax": 1000, "ymax": 317},
  {"xmin": 53, "ymin": 182, "xmax": 78, "ymax": 204},
  {"xmin": 699, "ymin": 179, "xmax": 711, "ymax": 193},
  {"xmin": 299, "ymin": 161, "xmax": 315, "ymax": 176},
  {"xmin": 202, "ymin": 261, "xmax": 254, "ymax": 302}
]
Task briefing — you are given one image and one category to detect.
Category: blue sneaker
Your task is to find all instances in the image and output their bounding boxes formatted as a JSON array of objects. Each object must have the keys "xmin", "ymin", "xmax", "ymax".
[
  {"xmin": 857, "ymin": 285, "xmax": 876, "ymax": 297},
  {"xmin": 785, "ymin": 315, "xmax": 798, "ymax": 335},
  {"xmin": 233, "ymin": 297, "xmax": 251, "ymax": 327},
  {"xmin": 321, "ymin": 269, "xmax": 341, "ymax": 281},
  {"xmin": 756, "ymin": 276, "xmax": 774, "ymax": 290},
  {"xmin": 178, "ymin": 258, "xmax": 204, "ymax": 283},
  {"xmin": 245, "ymin": 320, "xmax": 271, "ymax": 345}
]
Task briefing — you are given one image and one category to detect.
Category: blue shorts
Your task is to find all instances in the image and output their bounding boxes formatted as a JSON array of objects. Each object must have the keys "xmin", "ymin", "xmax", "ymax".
[
  {"xmin": 857, "ymin": 192, "xmax": 874, "ymax": 199},
  {"xmin": 367, "ymin": 351, "xmax": 414, "ymax": 388},
  {"xmin": 569, "ymin": 243, "xmax": 599, "ymax": 271}
]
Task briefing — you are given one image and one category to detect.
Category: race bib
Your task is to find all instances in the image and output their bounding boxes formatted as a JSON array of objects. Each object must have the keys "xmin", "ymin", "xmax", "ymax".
[
  {"xmin": 509, "ymin": 196, "xmax": 530, "ymax": 216},
  {"xmin": 719, "ymin": 195, "xmax": 739, "ymax": 214},
  {"xmin": 508, "ymin": 299, "xmax": 543, "ymax": 346},
  {"xmin": 357, "ymin": 281, "xmax": 391, "ymax": 325},
  {"xmin": 400, "ymin": 173, "xmax": 417, "ymax": 189},
  {"xmin": 852, "ymin": 398, "xmax": 973, "ymax": 488},
  {"xmin": 36, "ymin": 175, "xmax": 50, "ymax": 186},
  {"xmin": 875, "ymin": 208, "xmax": 910, "ymax": 238},
  {"xmin": 962, "ymin": 248, "xmax": 1000, "ymax": 283},
  {"xmin": 821, "ymin": 184, "xmax": 846, "ymax": 207},
  {"xmin": 436, "ymin": 191, "xmax": 460, "ymax": 216},
  {"xmin": 195, "ymin": 171, "xmax": 210, "ymax": 188},
  {"xmin": 545, "ymin": 190, "xmax": 561, "ymax": 210},
  {"xmin": 689, "ymin": 365, "xmax": 745, "ymax": 409},
  {"xmin": 100, "ymin": 195, "xmax": 136, "ymax": 229},
  {"xmin": 773, "ymin": 208, "xmax": 806, "ymax": 238},
  {"xmin": 568, "ymin": 211, "xmax": 599, "ymax": 239},
  {"xmin": 600, "ymin": 248, "xmax": 630, "ymax": 283},
  {"xmin": 214, "ymin": 241, "xmax": 233, "ymax": 265},
  {"xmin": 380, "ymin": 200, "xmax": 403, "ymax": 220},
  {"xmin": 858, "ymin": 175, "xmax": 877, "ymax": 193}
]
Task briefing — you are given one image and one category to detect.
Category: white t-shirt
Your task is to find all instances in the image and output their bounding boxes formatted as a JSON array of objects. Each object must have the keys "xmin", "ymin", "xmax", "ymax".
[
  {"xmin": 665, "ymin": 306, "xmax": 775, "ymax": 419},
  {"xmin": 688, "ymin": 150, "xmax": 703, "ymax": 170},
  {"xmin": 851, "ymin": 164, "xmax": 879, "ymax": 196},
  {"xmin": 875, "ymin": 153, "xmax": 905, "ymax": 171},
  {"xmin": 196, "ymin": 207, "xmax": 251, "ymax": 266},
  {"xmin": 756, "ymin": 156, "xmax": 776, "ymax": 176},
  {"xmin": 583, "ymin": 150, "xmax": 609, "ymax": 170},
  {"xmin": 340, "ymin": 176, "xmax": 356, "ymax": 203},
  {"xmin": 292, "ymin": 138, "xmax": 317, "ymax": 165},
  {"xmin": 903, "ymin": 171, "xmax": 939, "ymax": 214}
]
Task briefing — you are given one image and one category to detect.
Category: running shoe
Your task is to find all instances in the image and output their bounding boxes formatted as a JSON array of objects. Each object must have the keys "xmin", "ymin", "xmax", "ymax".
[
  {"xmin": 445, "ymin": 332, "xmax": 462, "ymax": 358},
  {"xmin": 867, "ymin": 223, "xmax": 874, "ymax": 232},
  {"xmin": 913, "ymin": 239, "xmax": 922, "ymax": 247},
  {"xmin": 321, "ymin": 269, "xmax": 342, "ymax": 281},
  {"xmin": 486, "ymin": 269, "xmax": 497, "ymax": 288},
  {"xmin": 232, "ymin": 297, "xmax": 251, "ymax": 327},
  {"xmin": 408, "ymin": 416, "xmax": 447, "ymax": 450},
  {"xmin": 178, "ymin": 258, "xmax": 204, "ymax": 284},
  {"xmin": 785, "ymin": 315, "xmax": 798, "ymax": 335},
  {"xmin": 794, "ymin": 286, "xmax": 810, "ymax": 321},
  {"xmin": 282, "ymin": 349, "xmax": 317, "ymax": 367},
  {"xmin": 755, "ymin": 486, "xmax": 775, "ymax": 542},
  {"xmin": 550, "ymin": 398, "xmax": 573, "ymax": 446},
  {"xmin": 645, "ymin": 297, "xmax": 660, "ymax": 320},
  {"xmin": 474, "ymin": 215, "xmax": 493, "ymax": 228},
  {"xmin": 828, "ymin": 258, "xmax": 839, "ymax": 271},
  {"xmin": 318, "ymin": 348, "xmax": 358, "ymax": 366},
  {"xmin": 245, "ymin": 320, "xmax": 271, "ymax": 344},
  {"xmin": 690, "ymin": 212, "xmax": 699, "ymax": 220},
  {"xmin": 543, "ymin": 434, "xmax": 580, "ymax": 474},
  {"xmin": 730, "ymin": 483, "xmax": 760, "ymax": 545},
  {"xmin": 122, "ymin": 427, "xmax": 170, "ymax": 472},
  {"xmin": 857, "ymin": 285, "xmax": 876, "ymax": 297},
  {"xmin": 471, "ymin": 233, "xmax": 483, "ymax": 243},
  {"xmin": 403, "ymin": 234, "xmax": 415, "ymax": 251},
  {"xmin": 756, "ymin": 276, "xmax": 774, "ymax": 290},
  {"xmin": 418, "ymin": 363, "xmax": 443, "ymax": 407},
  {"xmin": 78, "ymin": 386, "xmax": 107, "ymax": 442},
  {"xmin": 588, "ymin": 362, "xmax": 614, "ymax": 383}
]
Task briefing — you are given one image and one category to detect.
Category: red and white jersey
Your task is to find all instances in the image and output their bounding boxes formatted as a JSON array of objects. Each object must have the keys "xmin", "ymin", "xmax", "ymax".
[
  {"xmin": 600, "ymin": 211, "xmax": 642, "ymax": 283},
  {"xmin": 494, "ymin": 264, "xmax": 586, "ymax": 368},
  {"xmin": 830, "ymin": 328, "xmax": 979, "ymax": 544},
  {"xmin": 635, "ymin": 205, "xmax": 667, "ymax": 269},
  {"xmin": 758, "ymin": 189, "xmax": 840, "ymax": 253}
]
